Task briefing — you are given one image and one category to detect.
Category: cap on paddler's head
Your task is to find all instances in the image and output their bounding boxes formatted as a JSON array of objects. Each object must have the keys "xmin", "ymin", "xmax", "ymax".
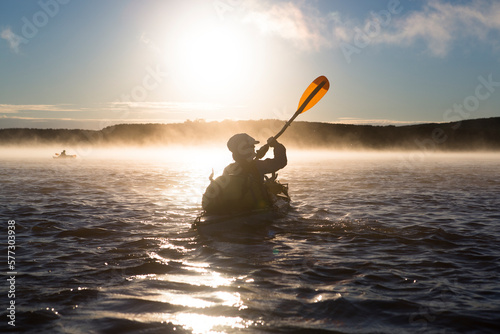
[{"xmin": 227, "ymin": 133, "xmax": 259, "ymax": 154}]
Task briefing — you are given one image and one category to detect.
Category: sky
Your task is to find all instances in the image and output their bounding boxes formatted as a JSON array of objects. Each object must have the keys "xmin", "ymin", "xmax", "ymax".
[{"xmin": 0, "ymin": 0, "xmax": 499, "ymax": 130}]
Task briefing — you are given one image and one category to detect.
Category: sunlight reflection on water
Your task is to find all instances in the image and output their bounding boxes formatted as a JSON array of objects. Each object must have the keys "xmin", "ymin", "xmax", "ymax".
[
  {"xmin": 128, "ymin": 269, "xmax": 247, "ymax": 333},
  {"xmin": 165, "ymin": 313, "xmax": 252, "ymax": 334}
]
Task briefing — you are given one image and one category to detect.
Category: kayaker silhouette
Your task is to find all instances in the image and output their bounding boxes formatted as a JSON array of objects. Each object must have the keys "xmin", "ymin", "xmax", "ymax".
[
  {"xmin": 60, "ymin": 150, "xmax": 67, "ymax": 157},
  {"xmin": 197, "ymin": 76, "xmax": 328, "ymax": 226},
  {"xmin": 202, "ymin": 133, "xmax": 287, "ymax": 214},
  {"xmin": 224, "ymin": 133, "xmax": 287, "ymax": 182}
]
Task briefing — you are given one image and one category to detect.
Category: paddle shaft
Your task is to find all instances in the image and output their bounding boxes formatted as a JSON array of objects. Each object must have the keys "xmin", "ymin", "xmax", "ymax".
[
  {"xmin": 273, "ymin": 79, "xmax": 329, "ymax": 142},
  {"xmin": 255, "ymin": 80, "xmax": 326, "ymax": 159}
]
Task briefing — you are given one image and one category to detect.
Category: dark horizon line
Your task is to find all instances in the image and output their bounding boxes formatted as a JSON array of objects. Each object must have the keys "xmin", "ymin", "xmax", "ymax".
[
  {"xmin": 1, "ymin": 116, "xmax": 499, "ymax": 151},
  {"xmin": 1, "ymin": 116, "xmax": 498, "ymax": 132}
]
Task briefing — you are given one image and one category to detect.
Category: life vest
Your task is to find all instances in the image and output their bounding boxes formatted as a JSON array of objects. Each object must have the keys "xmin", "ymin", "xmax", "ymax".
[{"xmin": 202, "ymin": 161, "xmax": 272, "ymax": 215}]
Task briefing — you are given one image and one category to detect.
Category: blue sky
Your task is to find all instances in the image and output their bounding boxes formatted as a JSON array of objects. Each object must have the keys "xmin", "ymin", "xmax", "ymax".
[{"xmin": 1, "ymin": 0, "xmax": 499, "ymax": 129}]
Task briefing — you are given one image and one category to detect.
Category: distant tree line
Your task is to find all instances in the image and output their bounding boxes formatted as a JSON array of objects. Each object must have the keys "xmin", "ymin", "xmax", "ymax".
[{"xmin": 0, "ymin": 117, "xmax": 499, "ymax": 151}]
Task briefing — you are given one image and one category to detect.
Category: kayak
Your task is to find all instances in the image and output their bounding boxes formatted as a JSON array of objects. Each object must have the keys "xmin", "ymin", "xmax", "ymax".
[
  {"xmin": 53, "ymin": 154, "xmax": 77, "ymax": 159},
  {"xmin": 195, "ymin": 172, "xmax": 291, "ymax": 234},
  {"xmin": 193, "ymin": 195, "xmax": 290, "ymax": 235}
]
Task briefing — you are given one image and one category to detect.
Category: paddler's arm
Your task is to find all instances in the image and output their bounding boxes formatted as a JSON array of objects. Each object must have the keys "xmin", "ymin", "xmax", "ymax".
[{"xmin": 255, "ymin": 137, "xmax": 287, "ymax": 175}]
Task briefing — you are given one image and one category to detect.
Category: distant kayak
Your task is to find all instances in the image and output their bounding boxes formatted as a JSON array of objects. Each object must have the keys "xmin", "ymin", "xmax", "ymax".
[{"xmin": 53, "ymin": 154, "xmax": 77, "ymax": 159}]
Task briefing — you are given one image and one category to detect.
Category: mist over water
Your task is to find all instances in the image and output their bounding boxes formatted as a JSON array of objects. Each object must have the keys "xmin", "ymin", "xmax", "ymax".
[{"xmin": 1, "ymin": 147, "xmax": 499, "ymax": 333}]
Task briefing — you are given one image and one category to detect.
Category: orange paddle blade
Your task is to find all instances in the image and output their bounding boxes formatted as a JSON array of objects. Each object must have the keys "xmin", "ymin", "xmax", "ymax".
[{"xmin": 297, "ymin": 76, "xmax": 330, "ymax": 113}]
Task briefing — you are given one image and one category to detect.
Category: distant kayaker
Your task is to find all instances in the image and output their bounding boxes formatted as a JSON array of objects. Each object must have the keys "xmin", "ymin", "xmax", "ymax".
[
  {"xmin": 60, "ymin": 150, "xmax": 67, "ymax": 157},
  {"xmin": 202, "ymin": 133, "xmax": 287, "ymax": 214}
]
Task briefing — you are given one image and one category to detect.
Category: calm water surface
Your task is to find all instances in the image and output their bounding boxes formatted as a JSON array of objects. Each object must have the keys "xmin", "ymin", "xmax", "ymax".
[{"xmin": 1, "ymin": 150, "xmax": 499, "ymax": 333}]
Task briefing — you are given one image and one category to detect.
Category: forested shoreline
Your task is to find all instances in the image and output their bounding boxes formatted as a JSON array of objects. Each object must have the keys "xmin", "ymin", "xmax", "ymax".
[{"xmin": 1, "ymin": 117, "xmax": 499, "ymax": 151}]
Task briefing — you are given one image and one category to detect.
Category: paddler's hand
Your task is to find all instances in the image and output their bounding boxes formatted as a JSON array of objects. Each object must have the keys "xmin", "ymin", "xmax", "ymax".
[
  {"xmin": 267, "ymin": 137, "xmax": 278, "ymax": 147},
  {"xmin": 255, "ymin": 145, "xmax": 269, "ymax": 159}
]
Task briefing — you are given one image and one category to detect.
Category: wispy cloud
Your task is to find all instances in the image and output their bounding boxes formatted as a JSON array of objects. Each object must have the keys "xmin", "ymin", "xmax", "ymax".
[
  {"xmin": 0, "ymin": 102, "xmax": 229, "ymax": 129},
  {"xmin": 335, "ymin": 117, "xmax": 428, "ymax": 126},
  {"xmin": 378, "ymin": 0, "xmax": 500, "ymax": 57},
  {"xmin": 1, "ymin": 27, "xmax": 22, "ymax": 53},
  {"xmin": 0, "ymin": 102, "xmax": 225, "ymax": 114},
  {"xmin": 0, "ymin": 115, "xmax": 183, "ymax": 130},
  {"xmin": 0, "ymin": 104, "xmax": 83, "ymax": 113},
  {"xmin": 241, "ymin": 0, "xmax": 500, "ymax": 57},
  {"xmin": 331, "ymin": 0, "xmax": 500, "ymax": 57},
  {"xmin": 242, "ymin": 1, "xmax": 330, "ymax": 51},
  {"xmin": 109, "ymin": 101, "xmax": 225, "ymax": 112}
]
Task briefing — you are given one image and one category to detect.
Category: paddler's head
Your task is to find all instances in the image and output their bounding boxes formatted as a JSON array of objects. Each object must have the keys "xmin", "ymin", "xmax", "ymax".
[{"xmin": 227, "ymin": 133, "xmax": 259, "ymax": 162}]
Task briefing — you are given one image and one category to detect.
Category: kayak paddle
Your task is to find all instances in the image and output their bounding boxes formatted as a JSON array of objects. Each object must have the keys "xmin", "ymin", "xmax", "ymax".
[{"xmin": 255, "ymin": 75, "xmax": 330, "ymax": 159}]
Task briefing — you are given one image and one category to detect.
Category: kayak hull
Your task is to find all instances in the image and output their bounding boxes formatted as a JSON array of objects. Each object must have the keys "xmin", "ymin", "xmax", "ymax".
[
  {"xmin": 194, "ymin": 209, "xmax": 284, "ymax": 234},
  {"xmin": 193, "ymin": 197, "xmax": 290, "ymax": 235},
  {"xmin": 195, "ymin": 177, "xmax": 291, "ymax": 235},
  {"xmin": 53, "ymin": 155, "xmax": 77, "ymax": 159}
]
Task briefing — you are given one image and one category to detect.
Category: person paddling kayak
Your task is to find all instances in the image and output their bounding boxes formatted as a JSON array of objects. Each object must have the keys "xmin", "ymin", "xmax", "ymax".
[
  {"xmin": 224, "ymin": 133, "xmax": 287, "ymax": 182},
  {"xmin": 201, "ymin": 133, "xmax": 287, "ymax": 215},
  {"xmin": 196, "ymin": 76, "xmax": 329, "ymax": 231}
]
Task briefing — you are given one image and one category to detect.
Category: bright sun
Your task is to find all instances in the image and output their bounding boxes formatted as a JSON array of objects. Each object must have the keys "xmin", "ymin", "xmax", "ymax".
[{"xmin": 170, "ymin": 21, "xmax": 260, "ymax": 102}]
